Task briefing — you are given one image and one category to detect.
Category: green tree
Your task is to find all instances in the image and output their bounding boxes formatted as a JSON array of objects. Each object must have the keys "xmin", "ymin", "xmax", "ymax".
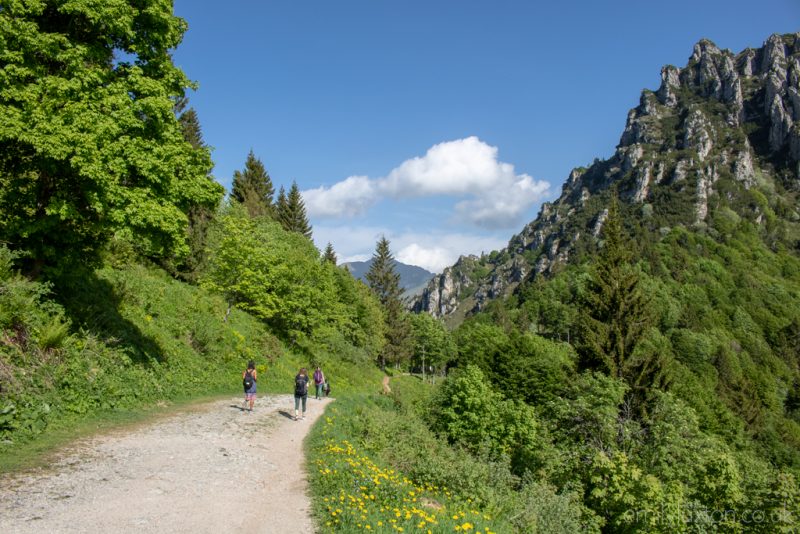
[
  {"xmin": 202, "ymin": 205, "xmax": 331, "ymax": 336},
  {"xmin": 409, "ymin": 312, "xmax": 455, "ymax": 377},
  {"xmin": 170, "ymin": 96, "xmax": 216, "ymax": 282},
  {"xmin": 0, "ymin": 0, "xmax": 222, "ymax": 276},
  {"xmin": 175, "ymin": 97, "xmax": 204, "ymax": 150},
  {"xmin": 231, "ymin": 150, "xmax": 275, "ymax": 218},
  {"xmin": 430, "ymin": 365, "xmax": 541, "ymax": 474},
  {"xmin": 366, "ymin": 237, "xmax": 412, "ymax": 369},
  {"xmin": 276, "ymin": 181, "xmax": 312, "ymax": 238},
  {"xmin": 323, "ymin": 242, "xmax": 338, "ymax": 265},
  {"xmin": 577, "ymin": 192, "xmax": 668, "ymax": 412}
]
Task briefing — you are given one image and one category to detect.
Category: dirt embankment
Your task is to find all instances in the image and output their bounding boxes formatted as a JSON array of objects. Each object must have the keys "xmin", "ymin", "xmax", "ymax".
[{"xmin": 0, "ymin": 394, "xmax": 332, "ymax": 534}]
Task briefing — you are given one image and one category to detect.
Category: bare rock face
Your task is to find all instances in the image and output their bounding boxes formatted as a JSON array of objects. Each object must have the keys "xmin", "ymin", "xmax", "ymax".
[
  {"xmin": 738, "ymin": 49, "xmax": 757, "ymax": 76},
  {"xmin": 769, "ymin": 95, "xmax": 794, "ymax": 151},
  {"xmin": 413, "ymin": 256, "xmax": 477, "ymax": 318},
  {"xmin": 657, "ymin": 66, "xmax": 681, "ymax": 107},
  {"xmin": 684, "ymin": 108, "xmax": 714, "ymax": 161},
  {"xmin": 733, "ymin": 140, "xmax": 756, "ymax": 188}
]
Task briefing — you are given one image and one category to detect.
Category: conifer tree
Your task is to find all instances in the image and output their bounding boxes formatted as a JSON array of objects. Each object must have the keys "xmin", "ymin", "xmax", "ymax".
[
  {"xmin": 231, "ymin": 151, "xmax": 275, "ymax": 218},
  {"xmin": 323, "ymin": 243, "xmax": 338, "ymax": 265},
  {"xmin": 175, "ymin": 96, "xmax": 205, "ymax": 150},
  {"xmin": 366, "ymin": 237, "xmax": 412, "ymax": 370},
  {"xmin": 179, "ymin": 108, "xmax": 204, "ymax": 150},
  {"xmin": 577, "ymin": 191, "xmax": 670, "ymax": 413},
  {"xmin": 275, "ymin": 186, "xmax": 289, "ymax": 226},
  {"xmin": 276, "ymin": 181, "xmax": 313, "ymax": 239},
  {"xmin": 171, "ymin": 98, "xmax": 214, "ymax": 281}
]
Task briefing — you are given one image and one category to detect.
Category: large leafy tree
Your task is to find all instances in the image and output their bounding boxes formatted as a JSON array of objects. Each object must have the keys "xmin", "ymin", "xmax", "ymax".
[
  {"xmin": 0, "ymin": 0, "xmax": 222, "ymax": 276},
  {"xmin": 230, "ymin": 150, "xmax": 275, "ymax": 218},
  {"xmin": 202, "ymin": 205, "xmax": 333, "ymax": 336},
  {"xmin": 366, "ymin": 237, "xmax": 412, "ymax": 369},
  {"xmin": 409, "ymin": 312, "xmax": 455, "ymax": 377}
]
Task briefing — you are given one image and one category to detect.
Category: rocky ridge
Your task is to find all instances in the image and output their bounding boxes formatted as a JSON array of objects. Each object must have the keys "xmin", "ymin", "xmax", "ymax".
[{"xmin": 414, "ymin": 33, "xmax": 800, "ymax": 320}]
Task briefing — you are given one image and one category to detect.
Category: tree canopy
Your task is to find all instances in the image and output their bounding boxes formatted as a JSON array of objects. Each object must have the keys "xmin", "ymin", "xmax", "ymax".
[{"xmin": 0, "ymin": 0, "xmax": 223, "ymax": 276}]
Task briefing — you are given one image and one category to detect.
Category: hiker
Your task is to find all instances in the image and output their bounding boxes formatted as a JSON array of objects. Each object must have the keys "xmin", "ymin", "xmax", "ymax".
[
  {"xmin": 294, "ymin": 367, "xmax": 309, "ymax": 421},
  {"xmin": 313, "ymin": 366, "xmax": 326, "ymax": 400},
  {"xmin": 242, "ymin": 360, "xmax": 257, "ymax": 412}
]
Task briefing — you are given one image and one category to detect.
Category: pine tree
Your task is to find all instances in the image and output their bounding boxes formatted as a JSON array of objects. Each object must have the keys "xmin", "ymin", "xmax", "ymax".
[
  {"xmin": 231, "ymin": 151, "xmax": 275, "ymax": 218},
  {"xmin": 174, "ymin": 97, "xmax": 205, "ymax": 150},
  {"xmin": 577, "ymin": 190, "xmax": 671, "ymax": 413},
  {"xmin": 275, "ymin": 186, "xmax": 289, "ymax": 227},
  {"xmin": 366, "ymin": 237, "xmax": 412, "ymax": 370},
  {"xmin": 323, "ymin": 242, "xmax": 337, "ymax": 265},
  {"xmin": 276, "ymin": 181, "xmax": 313, "ymax": 239},
  {"xmin": 170, "ymin": 97, "xmax": 214, "ymax": 281}
]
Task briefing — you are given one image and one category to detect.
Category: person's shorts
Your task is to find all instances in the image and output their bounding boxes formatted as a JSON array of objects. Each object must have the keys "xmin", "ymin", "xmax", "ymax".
[{"xmin": 245, "ymin": 392, "xmax": 256, "ymax": 400}]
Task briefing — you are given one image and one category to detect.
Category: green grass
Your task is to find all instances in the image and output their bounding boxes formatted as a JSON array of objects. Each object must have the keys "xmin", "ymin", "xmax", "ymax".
[
  {"xmin": 0, "ymin": 260, "xmax": 384, "ymax": 474},
  {"xmin": 306, "ymin": 377, "xmax": 597, "ymax": 533}
]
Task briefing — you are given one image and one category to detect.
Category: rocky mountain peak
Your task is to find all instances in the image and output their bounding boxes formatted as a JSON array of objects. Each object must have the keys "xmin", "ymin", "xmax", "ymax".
[{"xmin": 414, "ymin": 32, "xmax": 800, "ymax": 321}]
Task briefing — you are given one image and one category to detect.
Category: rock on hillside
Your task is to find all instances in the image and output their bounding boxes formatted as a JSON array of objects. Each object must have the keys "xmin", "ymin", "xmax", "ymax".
[{"xmin": 414, "ymin": 32, "xmax": 800, "ymax": 320}]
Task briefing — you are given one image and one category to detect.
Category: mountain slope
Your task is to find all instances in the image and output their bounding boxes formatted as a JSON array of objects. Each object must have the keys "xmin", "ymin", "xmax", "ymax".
[{"xmin": 414, "ymin": 32, "xmax": 800, "ymax": 320}]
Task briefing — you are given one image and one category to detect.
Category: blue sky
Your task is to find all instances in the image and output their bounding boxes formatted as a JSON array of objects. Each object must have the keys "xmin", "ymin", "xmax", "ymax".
[{"xmin": 171, "ymin": 0, "xmax": 799, "ymax": 272}]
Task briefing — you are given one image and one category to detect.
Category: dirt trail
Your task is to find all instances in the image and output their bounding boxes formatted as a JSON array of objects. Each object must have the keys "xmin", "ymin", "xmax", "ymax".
[{"xmin": 0, "ymin": 394, "xmax": 332, "ymax": 534}]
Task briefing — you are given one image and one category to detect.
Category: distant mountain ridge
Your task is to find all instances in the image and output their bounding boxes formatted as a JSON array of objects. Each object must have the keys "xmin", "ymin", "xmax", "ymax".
[
  {"xmin": 414, "ymin": 32, "xmax": 800, "ymax": 321},
  {"xmin": 343, "ymin": 259, "xmax": 434, "ymax": 299}
]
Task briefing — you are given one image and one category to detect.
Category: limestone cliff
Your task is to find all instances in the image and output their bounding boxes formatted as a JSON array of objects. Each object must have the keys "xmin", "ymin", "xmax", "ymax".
[{"xmin": 414, "ymin": 32, "xmax": 800, "ymax": 320}]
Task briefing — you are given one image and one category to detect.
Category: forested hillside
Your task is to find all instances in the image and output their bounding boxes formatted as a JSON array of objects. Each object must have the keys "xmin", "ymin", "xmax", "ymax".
[
  {"xmin": 0, "ymin": 1, "xmax": 385, "ymax": 460},
  {"xmin": 397, "ymin": 32, "xmax": 800, "ymax": 531}
]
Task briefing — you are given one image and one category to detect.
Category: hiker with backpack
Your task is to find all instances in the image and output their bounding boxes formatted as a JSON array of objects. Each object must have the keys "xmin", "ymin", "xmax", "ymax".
[
  {"xmin": 313, "ymin": 366, "xmax": 326, "ymax": 400},
  {"xmin": 242, "ymin": 360, "xmax": 257, "ymax": 412},
  {"xmin": 294, "ymin": 367, "xmax": 309, "ymax": 421}
]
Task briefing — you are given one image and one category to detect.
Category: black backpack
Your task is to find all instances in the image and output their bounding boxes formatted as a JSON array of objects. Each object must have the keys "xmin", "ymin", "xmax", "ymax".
[
  {"xmin": 295, "ymin": 375, "xmax": 307, "ymax": 396},
  {"xmin": 243, "ymin": 370, "xmax": 254, "ymax": 390}
]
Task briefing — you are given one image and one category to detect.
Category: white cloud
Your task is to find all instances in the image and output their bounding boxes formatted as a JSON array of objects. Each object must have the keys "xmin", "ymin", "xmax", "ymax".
[
  {"xmin": 381, "ymin": 136, "xmax": 507, "ymax": 197},
  {"xmin": 395, "ymin": 244, "xmax": 453, "ymax": 274},
  {"xmin": 301, "ymin": 137, "xmax": 550, "ymax": 229},
  {"xmin": 303, "ymin": 175, "xmax": 378, "ymax": 218},
  {"xmin": 391, "ymin": 232, "xmax": 507, "ymax": 272},
  {"xmin": 453, "ymin": 173, "xmax": 550, "ymax": 228}
]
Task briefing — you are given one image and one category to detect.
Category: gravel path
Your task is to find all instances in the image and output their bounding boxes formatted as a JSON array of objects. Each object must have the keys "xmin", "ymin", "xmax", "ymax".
[{"xmin": 0, "ymin": 394, "xmax": 332, "ymax": 534}]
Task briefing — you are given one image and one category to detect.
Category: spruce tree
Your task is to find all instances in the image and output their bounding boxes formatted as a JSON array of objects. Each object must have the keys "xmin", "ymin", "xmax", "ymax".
[
  {"xmin": 231, "ymin": 150, "xmax": 275, "ymax": 218},
  {"xmin": 175, "ymin": 97, "xmax": 205, "ymax": 150},
  {"xmin": 275, "ymin": 186, "xmax": 289, "ymax": 227},
  {"xmin": 323, "ymin": 243, "xmax": 338, "ymax": 265},
  {"xmin": 577, "ymin": 191, "xmax": 670, "ymax": 413},
  {"xmin": 366, "ymin": 237, "xmax": 412, "ymax": 370},
  {"xmin": 172, "ymin": 98, "xmax": 214, "ymax": 281},
  {"xmin": 276, "ymin": 181, "xmax": 313, "ymax": 239},
  {"xmin": 178, "ymin": 108, "xmax": 204, "ymax": 150}
]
